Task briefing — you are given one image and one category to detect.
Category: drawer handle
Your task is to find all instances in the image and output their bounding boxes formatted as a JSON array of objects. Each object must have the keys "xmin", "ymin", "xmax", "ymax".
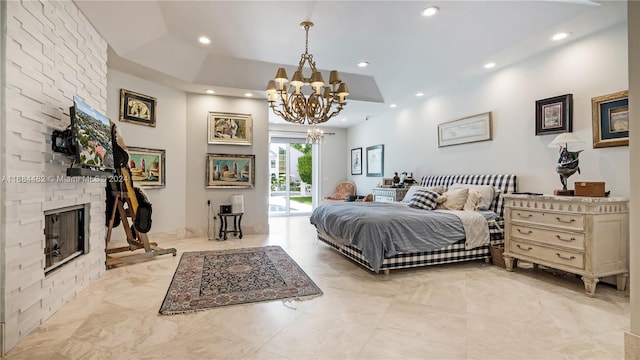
[
  {"xmin": 517, "ymin": 244, "xmax": 533, "ymax": 251},
  {"xmin": 555, "ymin": 217, "xmax": 576, "ymax": 224},
  {"xmin": 516, "ymin": 229, "xmax": 533, "ymax": 235},
  {"xmin": 555, "ymin": 253, "xmax": 576, "ymax": 261},
  {"xmin": 555, "ymin": 235, "xmax": 576, "ymax": 242},
  {"xmin": 516, "ymin": 213, "xmax": 533, "ymax": 218}
]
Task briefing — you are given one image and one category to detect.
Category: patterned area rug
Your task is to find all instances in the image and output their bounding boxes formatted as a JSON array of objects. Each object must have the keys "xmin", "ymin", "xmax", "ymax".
[{"xmin": 159, "ymin": 246, "xmax": 322, "ymax": 314}]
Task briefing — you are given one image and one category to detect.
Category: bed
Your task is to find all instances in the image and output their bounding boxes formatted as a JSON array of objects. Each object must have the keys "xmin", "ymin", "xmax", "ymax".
[{"xmin": 310, "ymin": 174, "xmax": 517, "ymax": 273}]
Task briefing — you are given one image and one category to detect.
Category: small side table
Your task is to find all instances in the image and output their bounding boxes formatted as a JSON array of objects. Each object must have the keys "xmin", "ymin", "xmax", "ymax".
[{"xmin": 218, "ymin": 212, "xmax": 243, "ymax": 240}]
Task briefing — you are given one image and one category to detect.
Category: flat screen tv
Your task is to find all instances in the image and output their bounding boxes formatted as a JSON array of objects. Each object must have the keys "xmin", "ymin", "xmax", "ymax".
[{"xmin": 70, "ymin": 96, "xmax": 115, "ymax": 172}]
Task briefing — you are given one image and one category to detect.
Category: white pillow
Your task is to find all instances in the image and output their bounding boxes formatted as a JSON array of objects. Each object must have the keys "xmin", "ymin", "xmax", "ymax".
[
  {"xmin": 448, "ymin": 183, "xmax": 496, "ymax": 210},
  {"xmin": 437, "ymin": 187, "xmax": 469, "ymax": 210},
  {"xmin": 463, "ymin": 189, "xmax": 482, "ymax": 211},
  {"xmin": 402, "ymin": 185, "xmax": 445, "ymax": 203}
]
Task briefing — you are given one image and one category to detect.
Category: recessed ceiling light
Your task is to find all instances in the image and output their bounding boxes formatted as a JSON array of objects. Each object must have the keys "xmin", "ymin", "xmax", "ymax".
[
  {"xmin": 389, "ymin": 104, "xmax": 397, "ymax": 108},
  {"xmin": 198, "ymin": 36, "xmax": 211, "ymax": 45},
  {"xmin": 421, "ymin": 6, "xmax": 439, "ymax": 17},
  {"xmin": 206, "ymin": 89, "xmax": 215, "ymax": 94},
  {"xmin": 357, "ymin": 61, "xmax": 369, "ymax": 68},
  {"xmin": 341, "ymin": 118, "xmax": 347, "ymax": 122},
  {"xmin": 551, "ymin": 32, "xmax": 571, "ymax": 41},
  {"xmin": 244, "ymin": 93, "xmax": 253, "ymax": 97},
  {"xmin": 484, "ymin": 62, "xmax": 496, "ymax": 69},
  {"xmin": 415, "ymin": 92, "xmax": 424, "ymax": 97}
]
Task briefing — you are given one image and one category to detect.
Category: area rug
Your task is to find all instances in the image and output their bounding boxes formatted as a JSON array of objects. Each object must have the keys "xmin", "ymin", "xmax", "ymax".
[{"xmin": 159, "ymin": 245, "xmax": 322, "ymax": 314}]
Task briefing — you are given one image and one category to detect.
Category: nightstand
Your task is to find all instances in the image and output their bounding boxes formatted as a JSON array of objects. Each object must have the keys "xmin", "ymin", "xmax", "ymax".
[
  {"xmin": 372, "ymin": 187, "xmax": 408, "ymax": 202},
  {"xmin": 503, "ymin": 194, "xmax": 629, "ymax": 296}
]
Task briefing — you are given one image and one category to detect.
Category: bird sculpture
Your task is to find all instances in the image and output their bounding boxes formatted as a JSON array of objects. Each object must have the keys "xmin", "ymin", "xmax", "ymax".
[{"xmin": 556, "ymin": 145, "xmax": 583, "ymax": 191}]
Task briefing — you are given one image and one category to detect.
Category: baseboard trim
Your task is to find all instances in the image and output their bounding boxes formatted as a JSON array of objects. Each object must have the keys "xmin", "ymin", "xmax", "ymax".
[
  {"xmin": 1, "ymin": 322, "xmax": 5, "ymax": 357},
  {"xmin": 625, "ymin": 331, "xmax": 640, "ymax": 360}
]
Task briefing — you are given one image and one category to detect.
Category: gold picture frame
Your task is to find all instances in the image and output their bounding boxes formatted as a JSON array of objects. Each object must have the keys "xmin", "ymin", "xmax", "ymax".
[
  {"xmin": 206, "ymin": 153, "xmax": 255, "ymax": 189},
  {"xmin": 207, "ymin": 112, "xmax": 253, "ymax": 145},
  {"xmin": 119, "ymin": 89, "xmax": 157, "ymax": 127},
  {"xmin": 127, "ymin": 147, "xmax": 166, "ymax": 188},
  {"xmin": 591, "ymin": 90, "xmax": 629, "ymax": 148}
]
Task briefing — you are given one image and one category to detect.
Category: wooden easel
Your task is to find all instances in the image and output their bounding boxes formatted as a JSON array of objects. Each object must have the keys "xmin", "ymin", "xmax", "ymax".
[{"xmin": 105, "ymin": 167, "xmax": 176, "ymax": 269}]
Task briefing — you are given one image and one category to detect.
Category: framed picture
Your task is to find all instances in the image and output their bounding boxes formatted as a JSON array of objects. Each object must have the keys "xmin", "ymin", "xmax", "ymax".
[
  {"xmin": 127, "ymin": 147, "xmax": 166, "ymax": 188},
  {"xmin": 207, "ymin": 112, "xmax": 252, "ymax": 145},
  {"xmin": 592, "ymin": 90, "xmax": 629, "ymax": 148},
  {"xmin": 351, "ymin": 147, "xmax": 362, "ymax": 175},
  {"xmin": 366, "ymin": 144, "xmax": 384, "ymax": 177},
  {"xmin": 206, "ymin": 153, "xmax": 255, "ymax": 188},
  {"xmin": 535, "ymin": 94, "xmax": 572, "ymax": 135},
  {"xmin": 382, "ymin": 178, "xmax": 393, "ymax": 187},
  {"xmin": 438, "ymin": 112, "xmax": 492, "ymax": 147},
  {"xmin": 119, "ymin": 89, "xmax": 157, "ymax": 127}
]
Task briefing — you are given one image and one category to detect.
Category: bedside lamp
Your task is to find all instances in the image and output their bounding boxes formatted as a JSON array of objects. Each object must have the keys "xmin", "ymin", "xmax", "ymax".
[{"xmin": 548, "ymin": 132, "xmax": 584, "ymax": 196}]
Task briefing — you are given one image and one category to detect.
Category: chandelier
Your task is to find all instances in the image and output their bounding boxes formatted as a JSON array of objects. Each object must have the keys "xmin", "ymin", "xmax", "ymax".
[
  {"xmin": 266, "ymin": 21, "xmax": 349, "ymax": 125},
  {"xmin": 306, "ymin": 125, "xmax": 325, "ymax": 144}
]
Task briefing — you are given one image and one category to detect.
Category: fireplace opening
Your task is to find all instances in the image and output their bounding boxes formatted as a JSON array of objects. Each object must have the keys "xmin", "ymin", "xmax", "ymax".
[{"xmin": 44, "ymin": 204, "xmax": 88, "ymax": 274}]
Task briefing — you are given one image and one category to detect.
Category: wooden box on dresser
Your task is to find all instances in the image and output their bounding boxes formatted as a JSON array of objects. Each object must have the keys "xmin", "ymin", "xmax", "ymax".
[
  {"xmin": 372, "ymin": 187, "xmax": 408, "ymax": 202},
  {"xmin": 503, "ymin": 194, "xmax": 629, "ymax": 296}
]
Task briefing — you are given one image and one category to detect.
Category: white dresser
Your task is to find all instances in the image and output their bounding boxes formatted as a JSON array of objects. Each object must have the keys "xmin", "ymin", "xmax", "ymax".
[
  {"xmin": 503, "ymin": 194, "xmax": 629, "ymax": 296},
  {"xmin": 372, "ymin": 187, "xmax": 408, "ymax": 202}
]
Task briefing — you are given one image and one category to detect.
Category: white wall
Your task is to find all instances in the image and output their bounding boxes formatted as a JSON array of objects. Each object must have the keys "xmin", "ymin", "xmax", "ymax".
[
  {"xmin": 185, "ymin": 94, "xmax": 270, "ymax": 235},
  {"xmin": 349, "ymin": 23, "xmax": 629, "ymax": 197},
  {"xmin": 0, "ymin": 0, "xmax": 6, "ymax": 354},
  {"xmin": 626, "ymin": 1, "xmax": 640, "ymax": 358},
  {"xmin": 106, "ymin": 69, "xmax": 188, "ymax": 240}
]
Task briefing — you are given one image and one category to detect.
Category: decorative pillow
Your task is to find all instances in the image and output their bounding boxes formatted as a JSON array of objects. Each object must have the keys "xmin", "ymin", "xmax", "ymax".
[
  {"xmin": 463, "ymin": 189, "xmax": 483, "ymax": 211},
  {"xmin": 402, "ymin": 185, "xmax": 445, "ymax": 203},
  {"xmin": 448, "ymin": 183, "xmax": 495, "ymax": 210},
  {"xmin": 437, "ymin": 187, "xmax": 469, "ymax": 210},
  {"xmin": 407, "ymin": 189, "xmax": 440, "ymax": 210}
]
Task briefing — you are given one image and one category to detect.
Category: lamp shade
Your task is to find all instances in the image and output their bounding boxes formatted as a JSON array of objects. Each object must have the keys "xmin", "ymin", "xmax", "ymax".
[{"xmin": 548, "ymin": 132, "xmax": 584, "ymax": 151}]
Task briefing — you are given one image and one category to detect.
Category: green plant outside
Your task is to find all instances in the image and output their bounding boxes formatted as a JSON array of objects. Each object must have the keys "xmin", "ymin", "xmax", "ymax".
[{"xmin": 290, "ymin": 196, "xmax": 312, "ymax": 205}]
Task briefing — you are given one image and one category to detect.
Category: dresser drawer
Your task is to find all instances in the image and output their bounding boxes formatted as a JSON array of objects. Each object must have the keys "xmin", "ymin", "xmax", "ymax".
[
  {"xmin": 510, "ymin": 210, "xmax": 585, "ymax": 231},
  {"xmin": 510, "ymin": 224, "xmax": 585, "ymax": 250},
  {"xmin": 374, "ymin": 195, "xmax": 395, "ymax": 203},
  {"xmin": 510, "ymin": 239, "xmax": 584, "ymax": 270}
]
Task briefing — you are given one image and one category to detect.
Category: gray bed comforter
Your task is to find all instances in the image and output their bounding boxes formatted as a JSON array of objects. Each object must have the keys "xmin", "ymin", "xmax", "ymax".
[{"xmin": 309, "ymin": 202, "xmax": 496, "ymax": 272}]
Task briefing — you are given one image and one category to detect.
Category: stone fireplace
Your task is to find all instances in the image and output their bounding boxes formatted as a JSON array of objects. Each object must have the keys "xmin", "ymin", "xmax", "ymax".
[{"xmin": 1, "ymin": 0, "xmax": 110, "ymax": 354}]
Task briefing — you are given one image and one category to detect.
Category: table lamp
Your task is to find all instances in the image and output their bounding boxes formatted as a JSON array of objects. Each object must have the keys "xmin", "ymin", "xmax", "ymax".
[{"xmin": 548, "ymin": 132, "xmax": 584, "ymax": 196}]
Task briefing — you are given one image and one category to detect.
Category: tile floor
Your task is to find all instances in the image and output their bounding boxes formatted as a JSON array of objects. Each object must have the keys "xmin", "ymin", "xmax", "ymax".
[{"xmin": 5, "ymin": 216, "xmax": 630, "ymax": 360}]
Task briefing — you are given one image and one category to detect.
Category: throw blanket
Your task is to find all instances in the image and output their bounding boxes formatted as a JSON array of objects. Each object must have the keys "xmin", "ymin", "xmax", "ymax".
[
  {"xmin": 310, "ymin": 202, "xmax": 495, "ymax": 272},
  {"xmin": 435, "ymin": 210, "xmax": 489, "ymax": 250}
]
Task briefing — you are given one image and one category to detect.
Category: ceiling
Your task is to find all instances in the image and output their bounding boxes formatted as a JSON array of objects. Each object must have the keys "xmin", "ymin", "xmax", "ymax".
[{"xmin": 74, "ymin": 0, "xmax": 627, "ymax": 128}]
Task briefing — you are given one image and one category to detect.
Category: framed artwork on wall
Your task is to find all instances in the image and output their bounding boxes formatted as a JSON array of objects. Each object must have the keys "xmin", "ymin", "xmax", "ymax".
[
  {"xmin": 591, "ymin": 90, "xmax": 628, "ymax": 148},
  {"xmin": 366, "ymin": 144, "xmax": 384, "ymax": 177},
  {"xmin": 351, "ymin": 147, "xmax": 362, "ymax": 175},
  {"xmin": 535, "ymin": 94, "xmax": 573, "ymax": 135},
  {"xmin": 207, "ymin": 112, "xmax": 253, "ymax": 145},
  {"xmin": 438, "ymin": 112, "xmax": 492, "ymax": 147},
  {"xmin": 206, "ymin": 153, "xmax": 255, "ymax": 188},
  {"xmin": 127, "ymin": 147, "xmax": 166, "ymax": 188},
  {"xmin": 119, "ymin": 89, "xmax": 157, "ymax": 127}
]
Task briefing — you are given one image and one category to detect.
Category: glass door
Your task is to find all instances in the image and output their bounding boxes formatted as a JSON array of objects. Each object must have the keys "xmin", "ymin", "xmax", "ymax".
[{"xmin": 269, "ymin": 136, "xmax": 313, "ymax": 216}]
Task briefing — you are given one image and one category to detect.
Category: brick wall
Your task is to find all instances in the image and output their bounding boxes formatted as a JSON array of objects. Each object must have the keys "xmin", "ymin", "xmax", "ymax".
[{"xmin": 2, "ymin": 0, "xmax": 107, "ymax": 353}]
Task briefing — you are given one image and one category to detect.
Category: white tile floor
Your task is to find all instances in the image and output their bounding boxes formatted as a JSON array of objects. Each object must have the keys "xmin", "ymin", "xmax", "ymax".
[{"xmin": 5, "ymin": 216, "xmax": 629, "ymax": 359}]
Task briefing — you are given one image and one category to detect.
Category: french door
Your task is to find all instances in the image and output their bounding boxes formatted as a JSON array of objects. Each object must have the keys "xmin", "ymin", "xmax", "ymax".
[{"xmin": 268, "ymin": 135, "xmax": 314, "ymax": 216}]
